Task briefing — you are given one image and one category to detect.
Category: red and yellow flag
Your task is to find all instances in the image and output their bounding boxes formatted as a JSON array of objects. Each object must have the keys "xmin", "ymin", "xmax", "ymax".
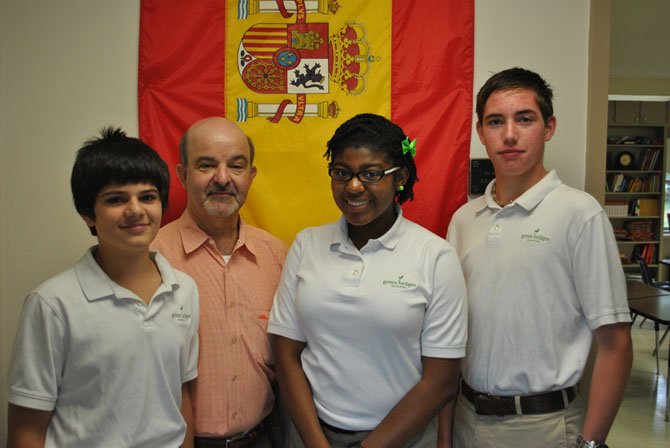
[{"xmin": 139, "ymin": 0, "xmax": 473, "ymax": 242}]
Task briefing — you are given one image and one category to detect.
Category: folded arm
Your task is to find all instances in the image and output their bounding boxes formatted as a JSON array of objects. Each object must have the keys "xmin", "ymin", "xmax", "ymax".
[{"xmin": 361, "ymin": 356, "xmax": 460, "ymax": 448}]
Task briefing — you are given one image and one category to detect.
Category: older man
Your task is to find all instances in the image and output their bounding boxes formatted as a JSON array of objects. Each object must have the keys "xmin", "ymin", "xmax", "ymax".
[{"xmin": 153, "ymin": 117, "xmax": 287, "ymax": 448}]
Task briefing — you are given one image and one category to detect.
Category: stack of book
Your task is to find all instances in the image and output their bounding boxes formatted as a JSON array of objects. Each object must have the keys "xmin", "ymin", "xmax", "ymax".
[
  {"xmin": 613, "ymin": 227, "xmax": 630, "ymax": 241},
  {"xmin": 604, "ymin": 200, "xmax": 628, "ymax": 216},
  {"xmin": 625, "ymin": 220, "xmax": 655, "ymax": 241}
]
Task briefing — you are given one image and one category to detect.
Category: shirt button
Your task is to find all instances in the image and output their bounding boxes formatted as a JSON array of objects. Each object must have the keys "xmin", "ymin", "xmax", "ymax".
[
  {"xmin": 232, "ymin": 374, "xmax": 238, "ymax": 381},
  {"xmin": 352, "ymin": 270, "xmax": 359, "ymax": 276},
  {"xmin": 232, "ymin": 337, "xmax": 238, "ymax": 344},
  {"xmin": 494, "ymin": 224, "xmax": 500, "ymax": 231},
  {"xmin": 208, "ymin": 239, "xmax": 215, "ymax": 246}
]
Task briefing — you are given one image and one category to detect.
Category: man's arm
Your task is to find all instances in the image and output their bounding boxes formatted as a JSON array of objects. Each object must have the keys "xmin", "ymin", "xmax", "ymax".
[
  {"xmin": 580, "ymin": 322, "xmax": 632, "ymax": 443},
  {"xmin": 361, "ymin": 357, "xmax": 460, "ymax": 448},
  {"xmin": 274, "ymin": 335, "xmax": 330, "ymax": 448},
  {"xmin": 7, "ymin": 403, "xmax": 52, "ymax": 448},
  {"xmin": 437, "ymin": 397, "xmax": 456, "ymax": 448},
  {"xmin": 180, "ymin": 382, "xmax": 195, "ymax": 448}
]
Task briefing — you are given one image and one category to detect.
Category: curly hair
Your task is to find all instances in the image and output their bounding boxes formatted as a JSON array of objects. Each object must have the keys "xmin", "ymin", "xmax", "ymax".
[{"xmin": 324, "ymin": 113, "xmax": 418, "ymax": 204}]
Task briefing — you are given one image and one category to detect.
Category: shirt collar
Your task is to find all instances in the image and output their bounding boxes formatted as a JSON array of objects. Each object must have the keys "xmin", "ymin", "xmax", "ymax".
[
  {"xmin": 76, "ymin": 246, "xmax": 180, "ymax": 302},
  {"xmin": 178, "ymin": 209, "xmax": 257, "ymax": 256},
  {"xmin": 330, "ymin": 204, "xmax": 406, "ymax": 253},
  {"xmin": 477, "ymin": 170, "xmax": 562, "ymax": 213}
]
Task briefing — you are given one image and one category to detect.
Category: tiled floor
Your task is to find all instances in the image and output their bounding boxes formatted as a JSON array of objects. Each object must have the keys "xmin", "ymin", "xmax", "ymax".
[{"xmin": 607, "ymin": 321, "xmax": 670, "ymax": 447}]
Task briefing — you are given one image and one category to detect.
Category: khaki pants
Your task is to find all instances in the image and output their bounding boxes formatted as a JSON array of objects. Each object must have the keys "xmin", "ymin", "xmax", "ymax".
[
  {"xmin": 285, "ymin": 417, "xmax": 438, "ymax": 448},
  {"xmin": 453, "ymin": 390, "xmax": 585, "ymax": 448}
]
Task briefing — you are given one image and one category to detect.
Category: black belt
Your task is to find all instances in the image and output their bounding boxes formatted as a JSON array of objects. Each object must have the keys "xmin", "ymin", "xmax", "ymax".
[
  {"xmin": 461, "ymin": 380, "xmax": 577, "ymax": 416},
  {"xmin": 194, "ymin": 420, "xmax": 267, "ymax": 448}
]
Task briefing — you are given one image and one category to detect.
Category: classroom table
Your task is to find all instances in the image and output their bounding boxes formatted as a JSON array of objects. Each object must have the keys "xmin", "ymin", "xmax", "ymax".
[
  {"xmin": 627, "ymin": 279, "xmax": 670, "ymax": 300},
  {"xmin": 627, "ymin": 291, "xmax": 670, "ymax": 421}
]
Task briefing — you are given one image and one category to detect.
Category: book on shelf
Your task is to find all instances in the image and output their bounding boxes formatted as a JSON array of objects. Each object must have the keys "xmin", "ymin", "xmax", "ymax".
[
  {"xmin": 605, "ymin": 173, "xmax": 660, "ymax": 192},
  {"xmin": 638, "ymin": 199, "xmax": 659, "ymax": 216},
  {"xmin": 631, "ymin": 243, "xmax": 657, "ymax": 264},
  {"xmin": 640, "ymin": 148, "xmax": 661, "ymax": 171},
  {"xmin": 604, "ymin": 199, "xmax": 659, "ymax": 217}
]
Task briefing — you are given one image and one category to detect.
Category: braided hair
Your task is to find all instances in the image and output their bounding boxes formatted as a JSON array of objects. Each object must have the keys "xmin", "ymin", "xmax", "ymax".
[{"xmin": 324, "ymin": 113, "xmax": 418, "ymax": 204}]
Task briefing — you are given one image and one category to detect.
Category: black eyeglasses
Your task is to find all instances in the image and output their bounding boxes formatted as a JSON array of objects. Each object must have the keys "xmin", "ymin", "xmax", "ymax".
[{"xmin": 328, "ymin": 166, "xmax": 401, "ymax": 183}]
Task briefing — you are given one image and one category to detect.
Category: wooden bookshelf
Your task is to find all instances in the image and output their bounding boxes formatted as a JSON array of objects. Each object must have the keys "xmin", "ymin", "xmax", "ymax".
[{"xmin": 606, "ymin": 100, "xmax": 669, "ymax": 276}]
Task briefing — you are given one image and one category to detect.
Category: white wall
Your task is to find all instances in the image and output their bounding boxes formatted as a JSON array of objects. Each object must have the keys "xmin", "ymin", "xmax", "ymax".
[
  {"xmin": 472, "ymin": 0, "xmax": 590, "ymax": 190},
  {"xmin": 0, "ymin": 0, "xmax": 141, "ymax": 439},
  {"xmin": 0, "ymin": 0, "xmax": 592, "ymax": 440}
]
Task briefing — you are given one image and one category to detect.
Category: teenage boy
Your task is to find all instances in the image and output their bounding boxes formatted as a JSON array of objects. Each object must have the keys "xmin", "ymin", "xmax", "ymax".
[
  {"xmin": 444, "ymin": 68, "xmax": 632, "ymax": 448},
  {"xmin": 7, "ymin": 128, "xmax": 200, "ymax": 448}
]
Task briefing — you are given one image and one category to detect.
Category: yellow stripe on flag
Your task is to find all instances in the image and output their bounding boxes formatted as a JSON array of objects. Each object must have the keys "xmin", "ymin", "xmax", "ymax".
[{"xmin": 225, "ymin": 1, "xmax": 392, "ymax": 243}]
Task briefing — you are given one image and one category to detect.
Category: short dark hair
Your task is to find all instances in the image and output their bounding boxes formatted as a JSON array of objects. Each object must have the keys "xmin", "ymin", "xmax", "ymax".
[
  {"xmin": 179, "ymin": 131, "xmax": 255, "ymax": 165},
  {"xmin": 324, "ymin": 113, "xmax": 418, "ymax": 204},
  {"xmin": 476, "ymin": 67, "xmax": 554, "ymax": 123},
  {"xmin": 71, "ymin": 127, "xmax": 170, "ymax": 235}
]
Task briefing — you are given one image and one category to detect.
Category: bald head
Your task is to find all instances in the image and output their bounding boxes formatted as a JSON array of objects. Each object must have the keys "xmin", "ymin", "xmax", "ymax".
[{"xmin": 179, "ymin": 117, "xmax": 255, "ymax": 167}]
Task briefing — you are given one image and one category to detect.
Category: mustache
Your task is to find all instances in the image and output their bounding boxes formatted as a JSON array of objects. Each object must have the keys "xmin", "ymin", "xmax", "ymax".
[{"xmin": 205, "ymin": 183, "xmax": 236, "ymax": 196}]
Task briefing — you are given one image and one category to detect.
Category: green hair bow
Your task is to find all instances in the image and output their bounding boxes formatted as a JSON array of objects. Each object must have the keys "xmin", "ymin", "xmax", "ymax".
[{"xmin": 402, "ymin": 137, "xmax": 417, "ymax": 157}]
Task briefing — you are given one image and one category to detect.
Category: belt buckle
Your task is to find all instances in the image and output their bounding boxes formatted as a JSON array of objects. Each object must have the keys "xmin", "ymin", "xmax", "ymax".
[
  {"xmin": 224, "ymin": 432, "xmax": 247, "ymax": 448},
  {"xmin": 474, "ymin": 393, "xmax": 505, "ymax": 417}
]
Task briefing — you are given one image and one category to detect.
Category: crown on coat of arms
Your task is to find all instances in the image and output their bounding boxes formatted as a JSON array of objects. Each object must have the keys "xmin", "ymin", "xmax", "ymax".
[{"xmin": 329, "ymin": 22, "xmax": 380, "ymax": 96}]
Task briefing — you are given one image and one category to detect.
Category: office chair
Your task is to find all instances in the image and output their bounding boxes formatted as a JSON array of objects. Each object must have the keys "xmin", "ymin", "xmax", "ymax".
[{"xmin": 636, "ymin": 256, "xmax": 670, "ymax": 291}]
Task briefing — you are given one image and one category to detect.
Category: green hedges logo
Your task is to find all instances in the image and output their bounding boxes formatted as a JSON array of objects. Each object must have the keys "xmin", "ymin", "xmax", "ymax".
[
  {"xmin": 521, "ymin": 228, "xmax": 550, "ymax": 244},
  {"xmin": 171, "ymin": 306, "xmax": 192, "ymax": 323},
  {"xmin": 382, "ymin": 275, "xmax": 416, "ymax": 289}
]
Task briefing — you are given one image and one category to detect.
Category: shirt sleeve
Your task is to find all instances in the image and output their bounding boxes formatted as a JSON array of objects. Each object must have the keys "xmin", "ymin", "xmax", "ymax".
[
  {"xmin": 268, "ymin": 231, "xmax": 307, "ymax": 342},
  {"xmin": 572, "ymin": 210, "xmax": 631, "ymax": 329},
  {"xmin": 421, "ymin": 243, "xmax": 468, "ymax": 359},
  {"xmin": 446, "ymin": 212, "xmax": 461, "ymax": 250},
  {"xmin": 8, "ymin": 293, "xmax": 66, "ymax": 411}
]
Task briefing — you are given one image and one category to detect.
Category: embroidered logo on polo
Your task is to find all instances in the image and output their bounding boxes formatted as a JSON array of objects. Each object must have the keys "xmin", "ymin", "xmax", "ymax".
[
  {"xmin": 171, "ymin": 306, "xmax": 192, "ymax": 323},
  {"xmin": 520, "ymin": 228, "xmax": 550, "ymax": 244},
  {"xmin": 382, "ymin": 275, "xmax": 417, "ymax": 289}
]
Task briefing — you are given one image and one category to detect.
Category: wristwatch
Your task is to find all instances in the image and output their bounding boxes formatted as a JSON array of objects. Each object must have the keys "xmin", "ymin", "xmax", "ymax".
[{"xmin": 575, "ymin": 435, "xmax": 608, "ymax": 448}]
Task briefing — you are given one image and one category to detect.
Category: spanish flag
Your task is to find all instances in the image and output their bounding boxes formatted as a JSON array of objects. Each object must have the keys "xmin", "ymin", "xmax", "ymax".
[{"xmin": 139, "ymin": 0, "xmax": 473, "ymax": 242}]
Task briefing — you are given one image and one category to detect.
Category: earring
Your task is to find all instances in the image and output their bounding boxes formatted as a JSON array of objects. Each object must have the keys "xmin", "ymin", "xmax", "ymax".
[{"xmin": 397, "ymin": 185, "xmax": 404, "ymax": 192}]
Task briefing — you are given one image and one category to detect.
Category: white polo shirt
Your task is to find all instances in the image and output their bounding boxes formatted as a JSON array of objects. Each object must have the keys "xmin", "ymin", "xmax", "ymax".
[
  {"xmin": 447, "ymin": 170, "xmax": 630, "ymax": 396},
  {"xmin": 268, "ymin": 210, "xmax": 467, "ymax": 430},
  {"xmin": 8, "ymin": 247, "xmax": 199, "ymax": 447}
]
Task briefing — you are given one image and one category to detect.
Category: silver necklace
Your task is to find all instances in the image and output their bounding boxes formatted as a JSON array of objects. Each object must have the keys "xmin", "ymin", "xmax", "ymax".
[{"xmin": 491, "ymin": 183, "xmax": 514, "ymax": 207}]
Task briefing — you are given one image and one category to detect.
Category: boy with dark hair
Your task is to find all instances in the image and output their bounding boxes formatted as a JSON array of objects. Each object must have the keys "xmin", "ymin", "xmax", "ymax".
[
  {"xmin": 7, "ymin": 128, "xmax": 199, "ymax": 448},
  {"xmin": 444, "ymin": 68, "xmax": 632, "ymax": 448}
]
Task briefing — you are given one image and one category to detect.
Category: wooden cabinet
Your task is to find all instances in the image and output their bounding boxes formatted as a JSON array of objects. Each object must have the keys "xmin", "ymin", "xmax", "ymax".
[
  {"xmin": 609, "ymin": 100, "xmax": 668, "ymax": 125},
  {"xmin": 606, "ymin": 102, "xmax": 668, "ymax": 276}
]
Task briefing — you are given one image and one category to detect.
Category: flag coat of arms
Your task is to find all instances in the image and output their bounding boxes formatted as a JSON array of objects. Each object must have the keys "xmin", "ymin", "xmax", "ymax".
[{"xmin": 139, "ymin": 0, "xmax": 474, "ymax": 242}]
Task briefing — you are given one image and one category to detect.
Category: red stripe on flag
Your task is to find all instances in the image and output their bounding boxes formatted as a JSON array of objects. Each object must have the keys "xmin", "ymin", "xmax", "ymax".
[
  {"xmin": 392, "ymin": 0, "xmax": 474, "ymax": 236},
  {"xmin": 138, "ymin": 0, "xmax": 227, "ymax": 224}
]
